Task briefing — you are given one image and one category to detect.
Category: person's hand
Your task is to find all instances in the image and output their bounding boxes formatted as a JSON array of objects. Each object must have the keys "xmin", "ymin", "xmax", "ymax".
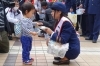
[
  {"xmin": 46, "ymin": 38, "xmax": 50, "ymax": 46},
  {"xmin": 37, "ymin": 22, "xmax": 43, "ymax": 26},
  {"xmin": 30, "ymin": 32, "xmax": 37, "ymax": 36},
  {"xmin": 45, "ymin": 28, "xmax": 53, "ymax": 35}
]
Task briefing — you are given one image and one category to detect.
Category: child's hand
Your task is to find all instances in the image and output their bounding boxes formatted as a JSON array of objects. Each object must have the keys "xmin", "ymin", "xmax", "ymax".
[
  {"xmin": 45, "ymin": 27, "xmax": 53, "ymax": 35},
  {"xmin": 30, "ymin": 32, "xmax": 37, "ymax": 36}
]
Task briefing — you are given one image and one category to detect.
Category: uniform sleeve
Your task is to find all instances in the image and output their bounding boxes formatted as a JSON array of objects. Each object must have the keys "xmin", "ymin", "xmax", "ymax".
[
  {"xmin": 51, "ymin": 21, "xmax": 74, "ymax": 44},
  {"xmin": 6, "ymin": 12, "xmax": 19, "ymax": 24}
]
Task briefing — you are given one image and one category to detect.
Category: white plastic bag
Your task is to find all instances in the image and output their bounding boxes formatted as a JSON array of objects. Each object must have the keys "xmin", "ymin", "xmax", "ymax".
[
  {"xmin": 14, "ymin": 22, "xmax": 21, "ymax": 37},
  {"xmin": 47, "ymin": 40, "xmax": 69, "ymax": 58},
  {"xmin": 76, "ymin": 8, "xmax": 85, "ymax": 15}
]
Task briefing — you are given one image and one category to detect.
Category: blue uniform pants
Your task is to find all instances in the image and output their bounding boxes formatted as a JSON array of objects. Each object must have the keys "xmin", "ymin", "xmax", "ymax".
[
  {"xmin": 20, "ymin": 36, "xmax": 32, "ymax": 61},
  {"xmin": 88, "ymin": 14, "xmax": 100, "ymax": 40}
]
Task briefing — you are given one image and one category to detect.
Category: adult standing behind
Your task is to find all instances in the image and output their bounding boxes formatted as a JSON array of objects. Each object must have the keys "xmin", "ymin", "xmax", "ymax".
[
  {"xmin": 65, "ymin": 0, "xmax": 76, "ymax": 13},
  {"xmin": 80, "ymin": 0, "xmax": 89, "ymax": 36},
  {"xmin": 85, "ymin": 0, "xmax": 100, "ymax": 43},
  {"xmin": 42, "ymin": 2, "xmax": 80, "ymax": 65}
]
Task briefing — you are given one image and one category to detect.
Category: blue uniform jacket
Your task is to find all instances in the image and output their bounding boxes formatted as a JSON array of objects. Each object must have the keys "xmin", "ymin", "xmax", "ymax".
[
  {"xmin": 84, "ymin": 0, "xmax": 89, "ymax": 14},
  {"xmin": 87, "ymin": 0, "xmax": 100, "ymax": 14},
  {"xmin": 51, "ymin": 21, "xmax": 80, "ymax": 58}
]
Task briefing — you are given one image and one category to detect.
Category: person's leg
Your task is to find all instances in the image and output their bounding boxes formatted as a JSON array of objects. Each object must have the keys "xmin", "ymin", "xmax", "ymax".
[
  {"xmin": 29, "ymin": 37, "xmax": 32, "ymax": 59},
  {"xmin": 8, "ymin": 23, "xmax": 14, "ymax": 40},
  {"xmin": 20, "ymin": 36, "xmax": 32, "ymax": 64},
  {"xmin": 75, "ymin": 15, "xmax": 80, "ymax": 31},
  {"xmin": 92, "ymin": 14, "xmax": 100, "ymax": 43},
  {"xmin": 81, "ymin": 14, "xmax": 87, "ymax": 36},
  {"xmin": 85, "ymin": 14, "xmax": 94, "ymax": 40},
  {"xmin": 85, "ymin": 14, "xmax": 90, "ymax": 36},
  {"xmin": 53, "ymin": 45, "xmax": 80, "ymax": 65},
  {"xmin": 0, "ymin": 31, "xmax": 9, "ymax": 53}
]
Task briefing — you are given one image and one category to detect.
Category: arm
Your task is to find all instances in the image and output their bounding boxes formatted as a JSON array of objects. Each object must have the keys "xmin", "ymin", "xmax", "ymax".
[
  {"xmin": 19, "ymin": 10, "xmax": 23, "ymax": 20},
  {"xmin": 6, "ymin": 12, "xmax": 19, "ymax": 24},
  {"xmin": 51, "ymin": 21, "xmax": 74, "ymax": 44},
  {"xmin": 83, "ymin": 0, "xmax": 89, "ymax": 13},
  {"xmin": 84, "ymin": 0, "xmax": 89, "ymax": 9}
]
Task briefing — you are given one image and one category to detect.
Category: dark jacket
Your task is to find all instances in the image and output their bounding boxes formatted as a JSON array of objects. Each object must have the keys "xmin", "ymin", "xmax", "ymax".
[
  {"xmin": 65, "ymin": 0, "xmax": 76, "ymax": 13},
  {"xmin": 86, "ymin": 0, "xmax": 100, "ymax": 14},
  {"xmin": 40, "ymin": 8, "xmax": 55, "ymax": 30},
  {"xmin": 0, "ymin": 1, "xmax": 11, "ymax": 33}
]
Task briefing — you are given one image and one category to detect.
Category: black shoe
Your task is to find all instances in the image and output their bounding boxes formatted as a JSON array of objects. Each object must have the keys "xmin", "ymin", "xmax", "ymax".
[
  {"xmin": 92, "ymin": 40, "xmax": 97, "ymax": 43},
  {"xmin": 85, "ymin": 37, "xmax": 92, "ymax": 40},
  {"xmin": 53, "ymin": 60, "xmax": 70, "ymax": 65},
  {"xmin": 8, "ymin": 36, "xmax": 12, "ymax": 40},
  {"xmin": 54, "ymin": 57, "xmax": 61, "ymax": 60}
]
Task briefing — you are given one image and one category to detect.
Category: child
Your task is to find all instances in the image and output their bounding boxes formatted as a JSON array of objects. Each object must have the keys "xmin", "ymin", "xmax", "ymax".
[
  {"xmin": 20, "ymin": 2, "xmax": 43, "ymax": 65},
  {"xmin": 69, "ymin": 7, "xmax": 75, "ymax": 14}
]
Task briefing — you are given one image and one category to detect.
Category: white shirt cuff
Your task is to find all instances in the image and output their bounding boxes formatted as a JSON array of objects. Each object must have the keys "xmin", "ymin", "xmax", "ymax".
[{"xmin": 50, "ymin": 32, "xmax": 54, "ymax": 38}]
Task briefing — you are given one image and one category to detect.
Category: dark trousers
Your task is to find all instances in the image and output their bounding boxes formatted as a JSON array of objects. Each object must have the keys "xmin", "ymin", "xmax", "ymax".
[
  {"xmin": 75, "ymin": 15, "xmax": 82, "ymax": 31},
  {"xmin": 88, "ymin": 14, "xmax": 100, "ymax": 40},
  {"xmin": 9, "ymin": 22, "xmax": 14, "ymax": 35},
  {"xmin": 81, "ymin": 14, "xmax": 89, "ymax": 36},
  {"xmin": 20, "ymin": 36, "xmax": 32, "ymax": 62},
  {"xmin": 76, "ymin": 14, "xmax": 89, "ymax": 36}
]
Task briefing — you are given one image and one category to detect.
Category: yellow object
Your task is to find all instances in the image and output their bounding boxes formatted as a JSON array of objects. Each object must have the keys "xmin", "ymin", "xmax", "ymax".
[{"xmin": 68, "ymin": 13, "xmax": 77, "ymax": 26}]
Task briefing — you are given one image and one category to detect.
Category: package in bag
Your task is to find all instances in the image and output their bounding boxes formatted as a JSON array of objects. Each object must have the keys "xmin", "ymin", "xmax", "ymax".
[
  {"xmin": 14, "ymin": 22, "xmax": 21, "ymax": 37},
  {"xmin": 47, "ymin": 40, "xmax": 69, "ymax": 58}
]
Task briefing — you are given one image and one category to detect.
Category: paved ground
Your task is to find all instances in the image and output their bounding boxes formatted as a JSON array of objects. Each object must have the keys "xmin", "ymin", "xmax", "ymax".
[{"xmin": 0, "ymin": 36, "xmax": 100, "ymax": 66}]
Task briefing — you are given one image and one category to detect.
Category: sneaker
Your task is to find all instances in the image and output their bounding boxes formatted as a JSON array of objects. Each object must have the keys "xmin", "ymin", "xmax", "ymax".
[
  {"xmin": 29, "ymin": 58, "xmax": 34, "ymax": 62},
  {"xmin": 23, "ymin": 60, "xmax": 32, "ymax": 65}
]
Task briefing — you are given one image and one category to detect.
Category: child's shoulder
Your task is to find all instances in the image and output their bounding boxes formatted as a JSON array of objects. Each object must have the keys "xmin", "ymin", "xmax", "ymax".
[{"xmin": 21, "ymin": 17, "xmax": 32, "ymax": 23}]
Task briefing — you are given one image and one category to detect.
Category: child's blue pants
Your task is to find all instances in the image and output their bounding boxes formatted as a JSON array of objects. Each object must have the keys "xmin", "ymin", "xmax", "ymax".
[{"xmin": 20, "ymin": 36, "xmax": 32, "ymax": 61}]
